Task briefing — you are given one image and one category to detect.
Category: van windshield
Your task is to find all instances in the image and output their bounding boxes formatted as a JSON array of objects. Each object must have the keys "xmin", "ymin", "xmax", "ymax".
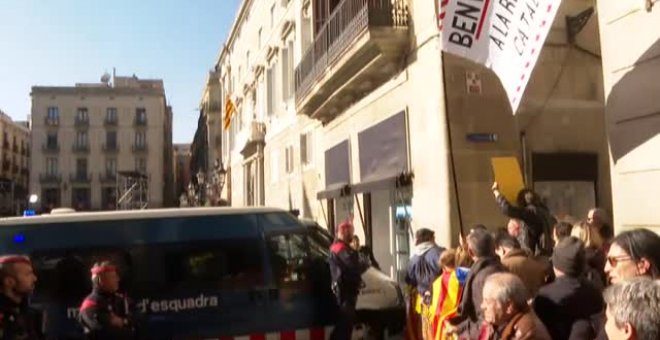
[{"xmin": 308, "ymin": 228, "xmax": 331, "ymax": 258}]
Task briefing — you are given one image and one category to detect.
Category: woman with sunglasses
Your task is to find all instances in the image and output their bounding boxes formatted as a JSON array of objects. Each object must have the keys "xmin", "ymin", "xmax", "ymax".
[{"xmin": 604, "ymin": 228, "xmax": 660, "ymax": 284}]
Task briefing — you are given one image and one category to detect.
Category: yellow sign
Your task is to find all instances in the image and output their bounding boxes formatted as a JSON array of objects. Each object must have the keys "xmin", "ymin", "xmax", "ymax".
[
  {"xmin": 223, "ymin": 96, "xmax": 235, "ymax": 130},
  {"xmin": 491, "ymin": 157, "xmax": 525, "ymax": 206}
]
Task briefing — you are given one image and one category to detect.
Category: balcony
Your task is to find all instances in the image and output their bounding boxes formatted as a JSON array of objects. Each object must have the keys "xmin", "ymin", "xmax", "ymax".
[
  {"xmin": 42, "ymin": 144, "xmax": 60, "ymax": 153},
  {"xmin": 99, "ymin": 172, "xmax": 117, "ymax": 184},
  {"xmin": 294, "ymin": 0, "xmax": 409, "ymax": 122},
  {"xmin": 74, "ymin": 117, "xmax": 90, "ymax": 128},
  {"xmin": 45, "ymin": 116, "xmax": 60, "ymax": 127},
  {"xmin": 132, "ymin": 144, "xmax": 148, "ymax": 153},
  {"xmin": 134, "ymin": 118, "xmax": 147, "ymax": 127},
  {"xmin": 70, "ymin": 173, "xmax": 91, "ymax": 184},
  {"xmin": 104, "ymin": 117, "xmax": 118, "ymax": 127},
  {"xmin": 102, "ymin": 143, "xmax": 120, "ymax": 153},
  {"xmin": 240, "ymin": 121, "xmax": 267, "ymax": 157},
  {"xmin": 72, "ymin": 144, "xmax": 90, "ymax": 153},
  {"xmin": 39, "ymin": 173, "xmax": 62, "ymax": 184}
]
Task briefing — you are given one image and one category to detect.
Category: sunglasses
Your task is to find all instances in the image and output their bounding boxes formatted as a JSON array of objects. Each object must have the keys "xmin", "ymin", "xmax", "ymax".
[{"xmin": 607, "ymin": 255, "xmax": 633, "ymax": 267}]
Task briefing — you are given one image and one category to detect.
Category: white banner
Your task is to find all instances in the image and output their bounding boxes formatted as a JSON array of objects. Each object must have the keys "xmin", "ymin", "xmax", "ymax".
[{"xmin": 437, "ymin": 0, "xmax": 562, "ymax": 113}]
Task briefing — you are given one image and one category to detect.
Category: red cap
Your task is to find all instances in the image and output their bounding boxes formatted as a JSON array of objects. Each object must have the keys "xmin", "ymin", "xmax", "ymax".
[
  {"xmin": 0, "ymin": 255, "xmax": 31, "ymax": 265},
  {"xmin": 90, "ymin": 265, "xmax": 117, "ymax": 275}
]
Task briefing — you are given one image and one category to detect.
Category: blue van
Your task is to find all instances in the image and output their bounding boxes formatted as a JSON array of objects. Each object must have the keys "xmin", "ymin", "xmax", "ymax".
[{"xmin": 0, "ymin": 207, "xmax": 404, "ymax": 339}]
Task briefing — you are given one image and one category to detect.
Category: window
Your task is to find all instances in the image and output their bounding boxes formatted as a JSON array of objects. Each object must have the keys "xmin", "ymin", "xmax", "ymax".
[
  {"xmin": 135, "ymin": 108, "xmax": 147, "ymax": 124},
  {"xmin": 285, "ymin": 145, "xmax": 294, "ymax": 174},
  {"xmin": 75, "ymin": 131, "xmax": 88, "ymax": 147},
  {"xmin": 105, "ymin": 158, "xmax": 117, "ymax": 175},
  {"xmin": 270, "ymin": 4, "xmax": 276, "ymax": 28},
  {"xmin": 76, "ymin": 108, "xmax": 88, "ymax": 123},
  {"xmin": 135, "ymin": 131, "xmax": 146, "ymax": 147},
  {"xmin": 267, "ymin": 234, "xmax": 309, "ymax": 284},
  {"xmin": 281, "ymin": 47, "xmax": 291, "ymax": 101},
  {"xmin": 135, "ymin": 158, "xmax": 146, "ymax": 172},
  {"xmin": 47, "ymin": 107, "xmax": 59, "ymax": 120},
  {"xmin": 76, "ymin": 158, "xmax": 87, "ymax": 178},
  {"xmin": 46, "ymin": 133, "xmax": 58, "ymax": 147},
  {"xmin": 106, "ymin": 108, "xmax": 118, "ymax": 123},
  {"xmin": 266, "ymin": 66, "xmax": 275, "ymax": 116},
  {"xmin": 46, "ymin": 157, "xmax": 58, "ymax": 175},
  {"xmin": 246, "ymin": 51, "xmax": 250, "ymax": 71},
  {"xmin": 106, "ymin": 131, "xmax": 117, "ymax": 148},
  {"xmin": 300, "ymin": 132, "xmax": 313, "ymax": 166},
  {"xmin": 258, "ymin": 28, "xmax": 262, "ymax": 49}
]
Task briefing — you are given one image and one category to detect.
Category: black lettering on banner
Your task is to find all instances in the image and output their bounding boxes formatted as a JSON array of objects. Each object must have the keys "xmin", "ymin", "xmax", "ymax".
[
  {"xmin": 456, "ymin": 1, "xmax": 481, "ymax": 21},
  {"xmin": 452, "ymin": 13, "xmax": 477, "ymax": 34},
  {"xmin": 490, "ymin": 35, "xmax": 506, "ymax": 50},
  {"xmin": 449, "ymin": 32, "xmax": 474, "ymax": 47},
  {"xmin": 514, "ymin": 29, "xmax": 529, "ymax": 56},
  {"xmin": 492, "ymin": 13, "xmax": 511, "ymax": 36},
  {"xmin": 498, "ymin": 0, "xmax": 518, "ymax": 15}
]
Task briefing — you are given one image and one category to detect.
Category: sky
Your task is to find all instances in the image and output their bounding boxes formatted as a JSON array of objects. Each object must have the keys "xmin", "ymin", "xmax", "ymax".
[{"xmin": 0, "ymin": 0, "xmax": 241, "ymax": 143}]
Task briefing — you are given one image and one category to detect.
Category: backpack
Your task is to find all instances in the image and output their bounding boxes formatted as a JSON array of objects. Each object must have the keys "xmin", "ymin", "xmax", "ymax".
[{"xmin": 413, "ymin": 252, "xmax": 438, "ymax": 304}]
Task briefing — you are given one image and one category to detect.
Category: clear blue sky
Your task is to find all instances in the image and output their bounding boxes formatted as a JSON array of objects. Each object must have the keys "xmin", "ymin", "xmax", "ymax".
[{"xmin": 0, "ymin": 0, "xmax": 241, "ymax": 143}]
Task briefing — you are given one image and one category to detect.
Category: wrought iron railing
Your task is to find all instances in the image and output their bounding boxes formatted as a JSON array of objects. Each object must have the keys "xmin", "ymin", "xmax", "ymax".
[{"xmin": 294, "ymin": 0, "xmax": 408, "ymax": 100}]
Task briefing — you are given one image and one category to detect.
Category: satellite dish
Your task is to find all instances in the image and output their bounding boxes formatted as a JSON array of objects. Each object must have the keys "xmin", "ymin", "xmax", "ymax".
[{"xmin": 101, "ymin": 72, "xmax": 111, "ymax": 84}]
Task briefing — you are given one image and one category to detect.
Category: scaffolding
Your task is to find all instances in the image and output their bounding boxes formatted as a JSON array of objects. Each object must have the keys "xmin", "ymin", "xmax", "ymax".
[{"xmin": 116, "ymin": 171, "xmax": 149, "ymax": 210}]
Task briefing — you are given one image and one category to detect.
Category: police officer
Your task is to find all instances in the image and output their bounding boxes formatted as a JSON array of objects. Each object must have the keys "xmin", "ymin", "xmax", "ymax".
[
  {"xmin": 0, "ymin": 255, "xmax": 43, "ymax": 340},
  {"xmin": 78, "ymin": 261, "xmax": 134, "ymax": 340},
  {"xmin": 329, "ymin": 221, "xmax": 364, "ymax": 340}
]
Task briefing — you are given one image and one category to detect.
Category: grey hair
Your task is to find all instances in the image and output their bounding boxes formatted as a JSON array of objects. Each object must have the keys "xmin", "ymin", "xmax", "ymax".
[
  {"xmin": 466, "ymin": 229, "xmax": 495, "ymax": 258},
  {"xmin": 483, "ymin": 272, "xmax": 529, "ymax": 311},
  {"xmin": 603, "ymin": 277, "xmax": 660, "ymax": 340}
]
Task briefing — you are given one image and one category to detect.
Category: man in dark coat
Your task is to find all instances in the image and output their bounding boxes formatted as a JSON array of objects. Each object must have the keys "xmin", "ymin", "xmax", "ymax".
[
  {"xmin": 78, "ymin": 261, "xmax": 135, "ymax": 340},
  {"xmin": 0, "ymin": 255, "xmax": 43, "ymax": 340},
  {"xmin": 447, "ymin": 229, "xmax": 505, "ymax": 339},
  {"xmin": 533, "ymin": 237, "xmax": 604, "ymax": 340},
  {"xmin": 329, "ymin": 221, "xmax": 364, "ymax": 340}
]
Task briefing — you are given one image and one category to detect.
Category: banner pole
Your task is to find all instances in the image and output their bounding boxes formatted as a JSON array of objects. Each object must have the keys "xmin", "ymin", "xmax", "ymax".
[{"xmin": 440, "ymin": 52, "xmax": 465, "ymax": 239}]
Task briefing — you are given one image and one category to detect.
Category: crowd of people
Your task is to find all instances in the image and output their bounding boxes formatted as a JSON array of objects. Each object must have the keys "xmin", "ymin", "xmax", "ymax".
[{"xmin": 402, "ymin": 183, "xmax": 660, "ymax": 340}]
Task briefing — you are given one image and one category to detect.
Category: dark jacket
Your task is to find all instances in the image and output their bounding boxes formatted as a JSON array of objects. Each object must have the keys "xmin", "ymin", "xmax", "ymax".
[
  {"xmin": 329, "ymin": 240, "xmax": 364, "ymax": 304},
  {"xmin": 533, "ymin": 276, "xmax": 604, "ymax": 340},
  {"xmin": 584, "ymin": 246, "xmax": 607, "ymax": 291},
  {"xmin": 405, "ymin": 242, "xmax": 444, "ymax": 301},
  {"xmin": 497, "ymin": 195, "xmax": 554, "ymax": 255},
  {"xmin": 0, "ymin": 294, "xmax": 43, "ymax": 340},
  {"xmin": 78, "ymin": 289, "xmax": 135, "ymax": 340},
  {"xmin": 453, "ymin": 256, "xmax": 506, "ymax": 339}
]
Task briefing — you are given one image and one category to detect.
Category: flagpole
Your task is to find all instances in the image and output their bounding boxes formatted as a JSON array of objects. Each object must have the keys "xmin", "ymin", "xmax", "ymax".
[{"xmin": 440, "ymin": 51, "xmax": 465, "ymax": 239}]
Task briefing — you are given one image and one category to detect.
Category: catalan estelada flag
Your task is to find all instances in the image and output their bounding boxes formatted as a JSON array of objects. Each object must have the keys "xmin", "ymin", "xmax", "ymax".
[
  {"xmin": 223, "ymin": 95, "xmax": 235, "ymax": 130},
  {"xmin": 430, "ymin": 267, "xmax": 469, "ymax": 340}
]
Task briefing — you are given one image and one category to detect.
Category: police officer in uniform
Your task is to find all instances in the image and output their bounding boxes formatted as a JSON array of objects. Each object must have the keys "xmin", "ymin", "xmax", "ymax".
[
  {"xmin": 78, "ymin": 261, "xmax": 135, "ymax": 339},
  {"xmin": 0, "ymin": 255, "xmax": 43, "ymax": 340},
  {"xmin": 329, "ymin": 221, "xmax": 365, "ymax": 340}
]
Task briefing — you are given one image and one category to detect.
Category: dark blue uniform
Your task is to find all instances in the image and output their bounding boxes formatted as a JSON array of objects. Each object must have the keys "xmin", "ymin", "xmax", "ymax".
[
  {"xmin": 0, "ymin": 294, "xmax": 43, "ymax": 340},
  {"xmin": 78, "ymin": 290, "xmax": 134, "ymax": 340},
  {"xmin": 329, "ymin": 240, "xmax": 363, "ymax": 340}
]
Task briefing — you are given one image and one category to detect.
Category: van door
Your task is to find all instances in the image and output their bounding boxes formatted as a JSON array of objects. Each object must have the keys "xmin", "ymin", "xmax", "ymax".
[{"xmin": 262, "ymin": 232, "xmax": 337, "ymax": 333}]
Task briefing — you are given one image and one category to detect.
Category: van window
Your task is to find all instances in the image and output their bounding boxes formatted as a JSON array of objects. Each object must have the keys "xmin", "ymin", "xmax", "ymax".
[
  {"xmin": 267, "ymin": 234, "xmax": 309, "ymax": 284},
  {"xmin": 31, "ymin": 238, "xmax": 264, "ymax": 302}
]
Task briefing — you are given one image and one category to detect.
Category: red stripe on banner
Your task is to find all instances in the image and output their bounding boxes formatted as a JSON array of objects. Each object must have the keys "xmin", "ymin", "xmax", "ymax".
[
  {"xmin": 525, "ymin": 62, "xmax": 531, "ymax": 68},
  {"xmin": 310, "ymin": 327, "xmax": 325, "ymax": 340},
  {"xmin": 516, "ymin": 86, "xmax": 521, "ymax": 92},
  {"xmin": 547, "ymin": 4, "xmax": 553, "ymax": 12},
  {"xmin": 439, "ymin": 12, "xmax": 446, "ymax": 19},
  {"xmin": 281, "ymin": 330, "xmax": 296, "ymax": 340},
  {"xmin": 441, "ymin": 0, "xmax": 449, "ymax": 6},
  {"xmin": 250, "ymin": 335, "xmax": 266, "ymax": 340},
  {"xmin": 520, "ymin": 74, "xmax": 525, "ymax": 80},
  {"xmin": 531, "ymin": 48, "xmax": 536, "ymax": 55},
  {"xmin": 475, "ymin": 0, "xmax": 492, "ymax": 39}
]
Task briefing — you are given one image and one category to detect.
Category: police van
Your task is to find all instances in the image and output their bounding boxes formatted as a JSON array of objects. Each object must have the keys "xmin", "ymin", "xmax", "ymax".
[{"xmin": 0, "ymin": 207, "xmax": 404, "ymax": 339}]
